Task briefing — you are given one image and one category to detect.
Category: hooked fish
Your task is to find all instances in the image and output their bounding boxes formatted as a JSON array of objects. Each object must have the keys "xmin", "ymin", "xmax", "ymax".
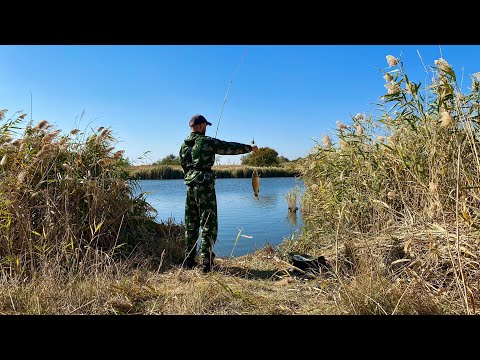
[{"xmin": 252, "ymin": 169, "xmax": 260, "ymax": 199}]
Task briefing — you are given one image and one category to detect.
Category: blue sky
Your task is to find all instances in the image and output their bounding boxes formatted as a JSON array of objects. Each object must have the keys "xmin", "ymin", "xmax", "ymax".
[{"xmin": 1, "ymin": 45, "xmax": 480, "ymax": 165}]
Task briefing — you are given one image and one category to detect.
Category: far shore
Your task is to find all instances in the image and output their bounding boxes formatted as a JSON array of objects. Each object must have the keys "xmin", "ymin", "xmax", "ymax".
[{"xmin": 127, "ymin": 164, "xmax": 300, "ymax": 180}]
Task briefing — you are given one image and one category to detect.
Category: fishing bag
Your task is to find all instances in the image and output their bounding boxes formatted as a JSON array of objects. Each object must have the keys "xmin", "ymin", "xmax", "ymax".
[{"xmin": 287, "ymin": 252, "xmax": 329, "ymax": 273}]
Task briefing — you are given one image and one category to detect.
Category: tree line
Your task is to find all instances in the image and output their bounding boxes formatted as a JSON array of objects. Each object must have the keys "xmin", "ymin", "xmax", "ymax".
[{"xmin": 154, "ymin": 147, "xmax": 294, "ymax": 167}]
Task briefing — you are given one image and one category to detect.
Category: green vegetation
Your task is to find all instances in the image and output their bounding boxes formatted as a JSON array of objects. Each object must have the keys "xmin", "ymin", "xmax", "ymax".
[
  {"xmin": 241, "ymin": 146, "xmax": 288, "ymax": 166},
  {"xmin": 133, "ymin": 146, "xmax": 296, "ymax": 179},
  {"xmin": 153, "ymin": 153, "xmax": 180, "ymax": 166},
  {"xmin": 128, "ymin": 164, "xmax": 298, "ymax": 180},
  {"xmin": 128, "ymin": 165, "xmax": 185, "ymax": 179}
]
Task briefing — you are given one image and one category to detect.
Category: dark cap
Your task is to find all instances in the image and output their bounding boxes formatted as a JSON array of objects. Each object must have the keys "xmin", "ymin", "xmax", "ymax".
[{"xmin": 189, "ymin": 114, "xmax": 212, "ymax": 126}]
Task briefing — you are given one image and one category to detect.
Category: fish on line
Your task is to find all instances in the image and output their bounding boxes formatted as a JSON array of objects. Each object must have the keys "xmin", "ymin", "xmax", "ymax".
[{"xmin": 252, "ymin": 169, "xmax": 260, "ymax": 199}]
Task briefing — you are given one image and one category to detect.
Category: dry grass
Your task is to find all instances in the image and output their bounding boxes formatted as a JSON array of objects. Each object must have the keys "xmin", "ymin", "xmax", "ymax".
[
  {"xmin": 0, "ymin": 112, "xmax": 184, "ymax": 281},
  {"xmin": 284, "ymin": 55, "xmax": 480, "ymax": 314},
  {"xmin": 0, "ymin": 245, "xmax": 337, "ymax": 315},
  {"xmin": 285, "ymin": 187, "xmax": 299, "ymax": 212},
  {"xmin": 0, "ymin": 241, "xmax": 455, "ymax": 315}
]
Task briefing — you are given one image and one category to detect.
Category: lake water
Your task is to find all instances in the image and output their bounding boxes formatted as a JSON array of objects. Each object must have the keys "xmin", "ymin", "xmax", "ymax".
[{"xmin": 135, "ymin": 177, "xmax": 304, "ymax": 257}]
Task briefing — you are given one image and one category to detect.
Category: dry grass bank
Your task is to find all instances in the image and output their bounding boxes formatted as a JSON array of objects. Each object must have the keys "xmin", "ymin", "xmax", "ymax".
[{"xmin": 0, "ymin": 241, "xmax": 456, "ymax": 315}]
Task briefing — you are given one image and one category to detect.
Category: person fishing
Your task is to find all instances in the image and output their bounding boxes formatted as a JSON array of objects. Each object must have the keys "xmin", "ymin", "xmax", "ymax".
[{"xmin": 179, "ymin": 114, "xmax": 258, "ymax": 273}]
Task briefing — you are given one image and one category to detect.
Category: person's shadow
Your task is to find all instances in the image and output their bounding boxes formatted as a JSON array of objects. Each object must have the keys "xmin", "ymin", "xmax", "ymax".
[
  {"xmin": 216, "ymin": 264, "xmax": 283, "ymax": 280},
  {"xmin": 214, "ymin": 252, "xmax": 333, "ymax": 280}
]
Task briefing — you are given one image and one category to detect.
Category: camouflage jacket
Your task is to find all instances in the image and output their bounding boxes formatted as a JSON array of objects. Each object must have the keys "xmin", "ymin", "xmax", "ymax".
[{"xmin": 179, "ymin": 132, "xmax": 252, "ymax": 185}]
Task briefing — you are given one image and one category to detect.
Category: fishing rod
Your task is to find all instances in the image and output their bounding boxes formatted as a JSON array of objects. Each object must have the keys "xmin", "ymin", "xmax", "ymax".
[
  {"xmin": 214, "ymin": 49, "xmax": 249, "ymax": 139},
  {"xmin": 213, "ymin": 50, "xmax": 261, "ymax": 204}
]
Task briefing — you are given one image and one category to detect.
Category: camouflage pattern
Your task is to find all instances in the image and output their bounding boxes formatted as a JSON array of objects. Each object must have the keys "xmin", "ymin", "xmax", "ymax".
[
  {"xmin": 179, "ymin": 131, "xmax": 252, "ymax": 261},
  {"xmin": 184, "ymin": 181, "xmax": 218, "ymax": 261},
  {"xmin": 180, "ymin": 132, "xmax": 252, "ymax": 186}
]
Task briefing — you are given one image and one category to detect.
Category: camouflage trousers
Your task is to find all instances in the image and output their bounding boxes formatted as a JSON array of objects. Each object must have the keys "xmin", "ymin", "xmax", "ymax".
[{"xmin": 184, "ymin": 181, "xmax": 218, "ymax": 262}]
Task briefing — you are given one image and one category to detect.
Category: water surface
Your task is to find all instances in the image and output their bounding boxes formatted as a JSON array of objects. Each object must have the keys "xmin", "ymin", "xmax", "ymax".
[{"xmin": 136, "ymin": 177, "xmax": 303, "ymax": 257}]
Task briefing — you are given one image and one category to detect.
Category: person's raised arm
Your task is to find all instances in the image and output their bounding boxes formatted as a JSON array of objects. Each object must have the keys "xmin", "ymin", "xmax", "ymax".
[{"xmin": 211, "ymin": 137, "xmax": 256, "ymax": 155}]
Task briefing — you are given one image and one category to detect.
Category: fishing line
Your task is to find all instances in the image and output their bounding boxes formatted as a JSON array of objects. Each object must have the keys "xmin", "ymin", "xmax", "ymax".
[
  {"xmin": 211, "ymin": 49, "xmax": 299, "ymax": 254},
  {"xmin": 214, "ymin": 49, "xmax": 249, "ymax": 139}
]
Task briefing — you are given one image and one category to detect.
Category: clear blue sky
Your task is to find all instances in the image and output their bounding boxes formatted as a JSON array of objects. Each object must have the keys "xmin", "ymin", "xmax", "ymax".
[{"xmin": 1, "ymin": 45, "xmax": 479, "ymax": 165}]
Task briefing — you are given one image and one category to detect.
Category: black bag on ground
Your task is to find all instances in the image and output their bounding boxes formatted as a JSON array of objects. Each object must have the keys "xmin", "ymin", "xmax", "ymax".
[{"xmin": 287, "ymin": 252, "xmax": 328, "ymax": 273}]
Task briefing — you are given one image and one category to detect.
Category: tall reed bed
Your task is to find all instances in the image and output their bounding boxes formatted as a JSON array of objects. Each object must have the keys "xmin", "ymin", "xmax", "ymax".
[
  {"xmin": 0, "ymin": 111, "xmax": 184, "ymax": 281},
  {"xmin": 128, "ymin": 165, "xmax": 298, "ymax": 180},
  {"xmin": 288, "ymin": 55, "xmax": 480, "ymax": 314},
  {"xmin": 128, "ymin": 165, "xmax": 185, "ymax": 179},
  {"xmin": 213, "ymin": 165, "xmax": 297, "ymax": 178}
]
